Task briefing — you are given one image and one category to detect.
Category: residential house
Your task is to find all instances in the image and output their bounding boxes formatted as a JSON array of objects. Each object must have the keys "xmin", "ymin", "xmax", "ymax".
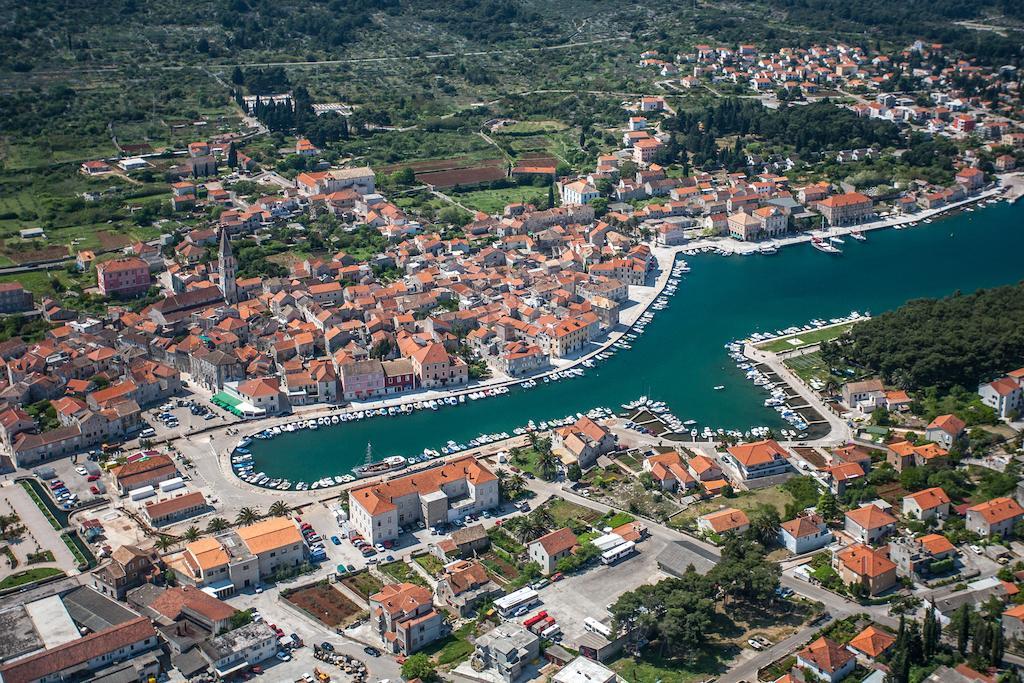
[
  {"xmin": 779, "ymin": 514, "xmax": 833, "ymax": 554},
  {"xmin": 528, "ymin": 527, "xmax": 577, "ymax": 575},
  {"xmin": 833, "ymin": 544, "xmax": 897, "ymax": 596},
  {"xmin": 470, "ymin": 623, "xmax": 541, "ymax": 683},
  {"xmin": 92, "ymin": 544, "xmax": 161, "ymax": 600},
  {"xmin": 552, "ymin": 416, "xmax": 616, "ymax": 469},
  {"xmin": 198, "ymin": 622, "xmax": 278, "ymax": 678},
  {"xmin": 435, "ymin": 559, "xmax": 502, "ymax": 616},
  {"xmin": 797, "ymin": 637, "xmax": 856, "ymax": 682},
  {"xmin": 841, "ymin": 379, "xmax": 885, "ymax": 411},
  {"xmin": 643, "ymin": 450, "xmax": 697, "ymax": 492},
  {"xmin": 902, "ymin": 487, "xmax": 951, "ymax": 521},
  {"xmin": 698, "ymin": 508, "xmax": 750, "ymax": 538},
  {"xmin": 966, "ymin": 497, "xmax": 1024, "ymax": 537},
  {"xmin": 369, "ymin": 582, "xmax": 444, "ymax": 655},
  {"xmin": 978, "ymin": 375, "xmax": 1023, "ymax": 419},
  {"xmin": 847, "ymin": 625, "xmax": 895, "ymax": 661},
  {"xmin": 725, "ymin": 439, "xmax": 790, "ymax": 481},
  {"xmin": 844, "ymin": 504, "xmax": 897, "ymax": 545},
  {"xmin": 925, "ymin": 414, "xmax": 965, "ymax": 449}
]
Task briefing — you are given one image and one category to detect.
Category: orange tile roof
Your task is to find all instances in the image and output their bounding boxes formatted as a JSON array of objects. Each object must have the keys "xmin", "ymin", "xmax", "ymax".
[
  {"xmin": 185, "ymin": 537, "xmax": 229, "ymax": 571},
  {"xmin": 845, "ymin": 504, "xmax": 897, "ymax": 530},
  {"xmin": 533, "ymin": 527, "xmax": 578, "ymax": 556},
  {"xmin": 727, "ymin": 439, "xmax": 788, "ymax": 467},
  {"xmin": 837, "ymin": 544, "xmax": 896, "ymax": 578},
  {"xmin": 798, "ymin": 637, "xmax": 854, "ymax": 674},
  {"xmin": 236, "ymin": 516, "xmax": 302, "ymax": 555},
  {"xmin": 700, "ymin": 507, "xmax": 749, "ymax": 533},
  {"xmin": 350, "ymin": 456, "xmax": 497, "ymax": 517},
  {"xmin": 905, "ymin": 487, "xmax": 950, "ymax": 510},
  {"xmin": 967, "ymin": 497, "xmax": 1024, "ymax": 525},
  {"xmin": 918, "ymin": 533, "xmax": 955, "ymax": 555},
  {"xmin": 848, "ymin": 625, "xmax": 895, "ymax": 658}
]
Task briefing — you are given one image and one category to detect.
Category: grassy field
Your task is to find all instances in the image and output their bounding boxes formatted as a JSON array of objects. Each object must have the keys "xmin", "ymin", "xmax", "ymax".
[
  {"xmin": 413, "ymin": 553, "xmax": 445, "ymax": 577},
  {"xmin": 448, "ymin": 185, "xmax": 549, "ymax": 215},
  {"xmin": 380, "ymin": 560, "xmax": 429, "ymax": 587},
  {"xmin": 340, "ymin": 571, "xmax": 384, "ymax": 599},
  {"xmin": 610, "ymin": 648, "xmax": 728, "ymax": 683},
  {"xmin": 784, "ymin": 350, "xmax": 866, "ymax": 387},
  {"xmin": 495, "ymin": 120, "xmax": 568, "ymax": 135},
  {"xmin": 0, "ymin": 567, "xmax": 64, "ymax": 590},
  {"xmin": 756, "ymin": 322, "xmax": 857, "ymax": 353},
  {"xmin": 670, "ymin": 485, "xmax": 795, "ymax": 526},
  {"xmin": 545, "ymin": 497, "xmax": 601, "ymax": 527}
]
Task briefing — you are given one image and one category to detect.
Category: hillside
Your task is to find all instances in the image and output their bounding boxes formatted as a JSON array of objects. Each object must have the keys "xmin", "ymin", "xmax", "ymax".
[{"xmin": 822, "ymin": 283, "xmax": 1024, "ymax": 392}]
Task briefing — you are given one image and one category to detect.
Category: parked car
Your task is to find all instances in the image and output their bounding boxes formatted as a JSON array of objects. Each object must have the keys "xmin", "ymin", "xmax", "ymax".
[
  {"xmin": 363, "ymin": 646, "xmax": 380, "ymax": 657},
  {"xmin": 75, "ymin": 466, "xmax": 88, "ymax": 476},
  {"xmin": 330, "ymin": 535, "xmax": 341, "ymax": 545},
  {"xmin": 275, "ymin": 651, "xmax": 291, "ymax": 662},
  {"xmin": 320, "ymin": 642, "xmax": 335, "ymax": 652}
]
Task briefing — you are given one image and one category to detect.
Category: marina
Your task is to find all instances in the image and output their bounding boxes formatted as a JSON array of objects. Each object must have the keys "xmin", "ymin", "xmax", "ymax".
[{"xmin": 242, "ymin": 199, "xmax": 1024, "ymax": 488}]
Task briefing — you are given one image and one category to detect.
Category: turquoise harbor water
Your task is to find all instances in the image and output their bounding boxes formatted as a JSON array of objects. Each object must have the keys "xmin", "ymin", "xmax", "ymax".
[{"xmin": 248, "ymin": 201, "xmax": 1024, "ymax": 483}]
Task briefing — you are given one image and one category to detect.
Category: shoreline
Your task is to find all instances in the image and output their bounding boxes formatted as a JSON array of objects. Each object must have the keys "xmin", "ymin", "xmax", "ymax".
[{"xmin": 208, "ymin": 184, "xmax": 1012, "ymax": 494}]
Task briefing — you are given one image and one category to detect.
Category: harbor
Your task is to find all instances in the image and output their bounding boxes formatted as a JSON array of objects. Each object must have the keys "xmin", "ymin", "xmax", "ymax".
[{"xmin": 241, "ymin": 197, "xmax": 1024, "ymax": 487}]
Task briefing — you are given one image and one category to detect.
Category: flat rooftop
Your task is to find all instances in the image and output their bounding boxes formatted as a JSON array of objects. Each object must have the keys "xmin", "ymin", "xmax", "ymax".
[{"xmin": 25, "ymin": 595, "xmax": 78, "ymax": 649}]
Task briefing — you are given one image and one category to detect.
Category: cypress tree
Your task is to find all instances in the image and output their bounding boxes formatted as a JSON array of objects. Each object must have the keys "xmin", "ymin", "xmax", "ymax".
[
  {"xmin": 956, "ymin": 604, "xmax": 970, "ymax": 655},
  {"xmin": 906, "ymin": 622, "xmax": 923, "ymax": 665},
  {"xmin": 990, "ymin": 622, "xmax": 1003, "ymax": 666}
]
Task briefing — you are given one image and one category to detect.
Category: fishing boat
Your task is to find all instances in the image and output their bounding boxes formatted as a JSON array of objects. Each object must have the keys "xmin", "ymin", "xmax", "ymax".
[
  {"xmin": 354, "ymin": 455, "xmax": 408, "ymax": 478},
  {"xmin": 850, "ymin": 231, "xmax": 866, "ymax": 241}
]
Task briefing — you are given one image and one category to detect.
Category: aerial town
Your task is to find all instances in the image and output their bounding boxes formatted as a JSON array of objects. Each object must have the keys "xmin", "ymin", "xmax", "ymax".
[{"xmin": 0, "ymin": 6, "xmax": 1024, "ymax": 683}]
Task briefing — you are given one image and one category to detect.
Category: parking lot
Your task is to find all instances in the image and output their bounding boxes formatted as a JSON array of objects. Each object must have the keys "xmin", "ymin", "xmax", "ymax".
[
  {"xmin": 225, "ymin": 585, "xmax": 400, "ymax": 683},
  {"xmin": 134, "ymin": 396, "xmax": 236, "ymax": 445},
  {"xmin": 514, "ymin": 532, "xmax": 672, "ymax": 648}
]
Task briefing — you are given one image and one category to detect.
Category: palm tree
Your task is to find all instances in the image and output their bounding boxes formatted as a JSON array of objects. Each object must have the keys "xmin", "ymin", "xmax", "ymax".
[
  {"xmin": 514, "ymin": 516, "xmax": 548, "ymax": 545},
  {"xmin": 508, "ymin": 473, "xmax": 527, "ymax": 495},
  {"xmin": 154, "ymin": 535, "xmax": 176, "ymax": 553},
  {"xmin": 235, "ymin": 507, "xmax": 261, "ymax": 526},
  {"xmin": 206, "ymin": 517, "xmax": 230, "ymax": 533},
  {"xmin": 182, "ymin": 526, "xmax": 200, "ymax": 542},
  {"xmin": 527, "ymin": 433, "xmax": 539, "ymax": 450},
  {"xmin": 537, "ymin": 449, "xmax": 558, "ymax": 481},
  {"xmin": 269, "ymin": 501, "xmax": 291, "ymax": 517}
]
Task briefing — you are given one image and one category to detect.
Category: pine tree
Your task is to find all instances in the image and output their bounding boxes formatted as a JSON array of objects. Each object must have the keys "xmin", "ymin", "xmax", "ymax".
[{"xmin": 231, "ymin": 66, "xmax": 244, "ymax": 85}]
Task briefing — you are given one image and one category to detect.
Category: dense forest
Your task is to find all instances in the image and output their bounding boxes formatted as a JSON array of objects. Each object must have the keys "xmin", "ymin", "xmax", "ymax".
[
  {"xmin": 668, "ymin": 99, "xmax": 902, "ymax": 169},
  {"xmin": 821, "ymin": 283, "xmax": 1024, "ymax": 392}
]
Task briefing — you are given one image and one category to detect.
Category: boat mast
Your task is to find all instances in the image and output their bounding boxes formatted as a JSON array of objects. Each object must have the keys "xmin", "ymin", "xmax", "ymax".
[{"xmin": 365, "ymin": 442, "xmax": 373, "ymax": 465}]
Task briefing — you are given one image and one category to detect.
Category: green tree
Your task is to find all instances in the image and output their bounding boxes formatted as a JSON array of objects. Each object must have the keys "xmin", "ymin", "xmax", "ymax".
[
  {"xmin": 567, "ymin": 463, "xmax": 582, "ymax": 481},
  {"xmin": 235, "ymin": 507, "xmax": 261, "ymax": 526},
  {"xmin": 817, "ymin": 491, "xmax": 840, "ymax": 522},
  {"xmin": 269, "ymin": 501, "xmax": 291, "ymax": 517},
  {"xmin": 747, "ymin": 504, "xmax": 781, "ymax": 547},
  {"xmin": 182, "ymin": 526, "xmax": 200, "ymax": 542},
  {"xmin": 401, "ymin": 653, "xmax": 437, "ymax": 681},
  {"xmin": 206, "ymin": 517, "xmax": 230, "ymax": 533}
]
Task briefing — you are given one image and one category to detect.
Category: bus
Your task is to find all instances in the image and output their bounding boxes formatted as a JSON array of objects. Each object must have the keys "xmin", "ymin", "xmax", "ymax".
[
  {"xmin": 584, "ymin": 617, "xmax": 613, "ymax": 639},
  {"xmin": 523, "ymin": 611, "xmax": 548, "ymax": 628},
  {"xmin": 601, "ymin": 541, "xmax": 636, "ymax": 565},
  {"xmin": 592, "ymin": 533, "xmax": 627, "ymax": 552},
  {"xmin": 495, "ymin": 587, "xmax": 539, "ymax": 618}
]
